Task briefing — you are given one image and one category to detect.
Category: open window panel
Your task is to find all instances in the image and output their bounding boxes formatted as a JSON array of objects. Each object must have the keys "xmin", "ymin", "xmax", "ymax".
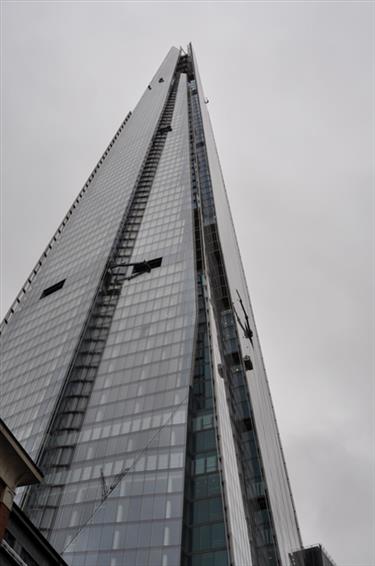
[
  {"xmin": 40, "ymin": 279, "xmax": 66, "ymax": 299},
  {"xmin": 132, "ymin": 257, "xmax": 162, "ymax": 275}
]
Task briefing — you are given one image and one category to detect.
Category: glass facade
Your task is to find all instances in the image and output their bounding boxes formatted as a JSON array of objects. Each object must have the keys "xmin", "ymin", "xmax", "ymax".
[
  {"xmin": 1, "ymin": 45, "xmax": 303, "ymax": 566},
  {"xmin": 0, "ymin": 47, "xmax": 180, "ymax": 463},
  {"xmin": 189, "ymin": 45, "xmax": 302, "ymax": 565}
]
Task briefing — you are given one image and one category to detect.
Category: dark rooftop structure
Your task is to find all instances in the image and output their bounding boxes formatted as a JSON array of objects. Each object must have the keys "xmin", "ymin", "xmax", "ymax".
[{"xmin": 290, "ymin": 544, "xmax": 337, "ymax": 566}]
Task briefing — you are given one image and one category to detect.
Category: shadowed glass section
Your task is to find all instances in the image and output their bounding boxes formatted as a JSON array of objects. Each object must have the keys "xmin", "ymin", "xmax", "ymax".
[{"xmin": 181, "ymin": 274, "xmax": 230, "ymax": 566}]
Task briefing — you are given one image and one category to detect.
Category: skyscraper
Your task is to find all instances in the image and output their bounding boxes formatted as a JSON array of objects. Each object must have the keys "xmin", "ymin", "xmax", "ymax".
[{"xmin": 1, "ymin": 45, "xmax": 303, "ymax": 566}]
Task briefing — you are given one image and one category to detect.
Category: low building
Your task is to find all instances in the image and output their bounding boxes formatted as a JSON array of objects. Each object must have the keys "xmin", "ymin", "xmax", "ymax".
[
  {"xmin": 0, "ymin": 418, "xmax": 67, "ymax": 565},
  {"xmin": 1, "ymin": 503, "xmax": 67, "ymax": 566},
  {"xmin": 0, "ymin": 418, "xmax": 43, "ymax": 542}
]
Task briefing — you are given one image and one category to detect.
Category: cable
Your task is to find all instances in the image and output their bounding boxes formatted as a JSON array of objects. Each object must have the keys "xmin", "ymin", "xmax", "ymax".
[{"xmin": 61, "ymin": 388, "xmax": 191, "ymax": 554}]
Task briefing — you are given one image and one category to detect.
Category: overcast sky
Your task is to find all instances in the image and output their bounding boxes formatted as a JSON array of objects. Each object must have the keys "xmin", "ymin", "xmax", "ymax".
[{"xmin": 1, "ymin": 2, "xmax": 373, "ymax": 565}]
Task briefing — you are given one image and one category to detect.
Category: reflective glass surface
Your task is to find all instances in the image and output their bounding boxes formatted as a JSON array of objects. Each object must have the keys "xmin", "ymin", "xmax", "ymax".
[
  {"xmin": 190, "ymin": 45, "xmax": 302, "ymax": 564},
  {"xmin": 0, "ymin": 47, "xmax": 180, "ymax": 463},
  {"xmin": 53, "ymin": 73, "xmax": 197, "ymax": 566}
]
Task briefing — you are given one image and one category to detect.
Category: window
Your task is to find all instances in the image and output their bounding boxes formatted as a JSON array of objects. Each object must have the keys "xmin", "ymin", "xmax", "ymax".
[
  {"xmin": 195, "ymin": 429, "xmax": 216, "ymax": 452},
  {"xmin": 40, "ymin": 279, "xmax": 65, "ymax": 299},
  {"xmin": 243, "ymin": 355, "xmax": 253, "ymax": 371},
  {"xmin": 20, "ymin": 548, "xmax": 39, "ymax": 566},
  {"xmin": 132, "ymin": 257, "xmax": 162, "ymax": 275},
  {"xmin": 4, "ymin": 530, "xmax": 15, "ymax": 547}
]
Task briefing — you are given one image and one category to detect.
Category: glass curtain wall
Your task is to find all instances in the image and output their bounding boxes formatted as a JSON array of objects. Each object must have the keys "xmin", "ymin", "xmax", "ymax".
[{"xmin": 0, "ymin": 45, "xmax": 304, "ymax": 566}]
